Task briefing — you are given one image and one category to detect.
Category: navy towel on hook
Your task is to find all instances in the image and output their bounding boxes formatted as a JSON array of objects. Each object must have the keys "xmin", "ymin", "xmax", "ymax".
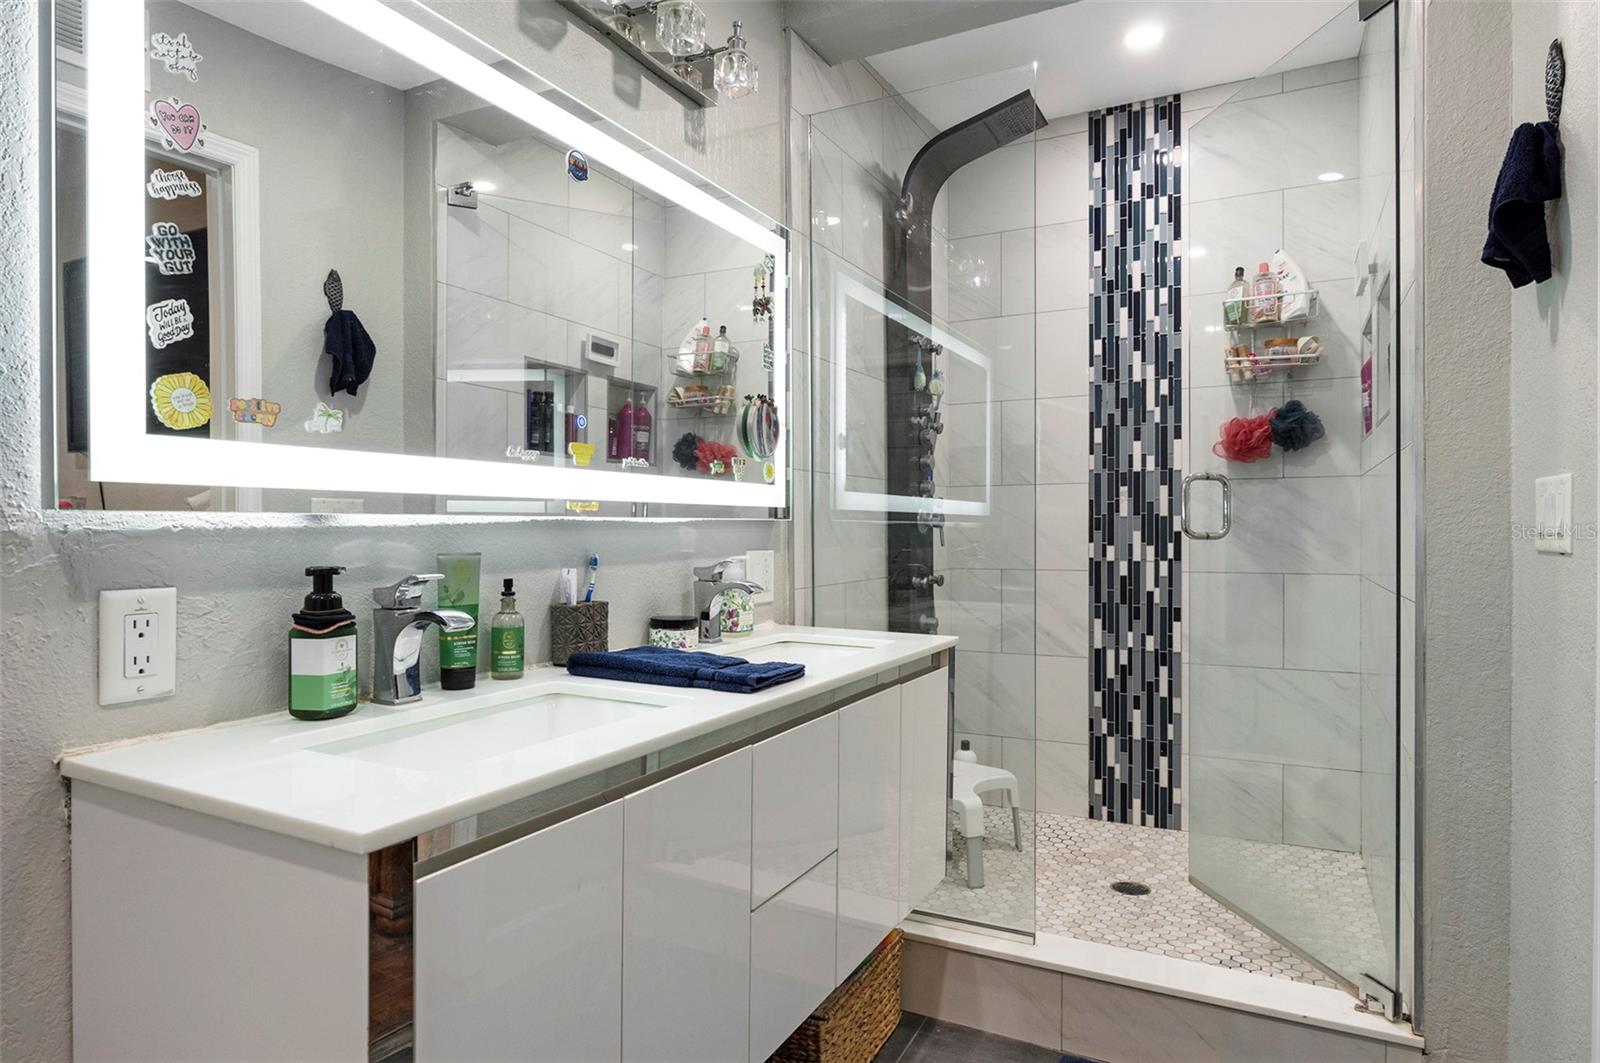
[{"xmin": 1481, "ymin": 120, "xmax": 1563, "ymax": 288}]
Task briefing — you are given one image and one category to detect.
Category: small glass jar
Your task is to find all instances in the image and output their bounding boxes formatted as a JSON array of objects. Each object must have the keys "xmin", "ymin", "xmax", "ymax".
[{"xmin": 647, "ymin": 615, "xmax": 699, "ymax": 650}]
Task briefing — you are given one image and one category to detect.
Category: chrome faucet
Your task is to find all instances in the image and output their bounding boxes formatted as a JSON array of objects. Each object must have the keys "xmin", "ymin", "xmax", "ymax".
[
  {"xmin": 371, "ymin": 574, "xmax": 475, "ymax": 705},
  {"xmin": 693, "ymin": 559, "xmax": 763, "ymax": 644}
]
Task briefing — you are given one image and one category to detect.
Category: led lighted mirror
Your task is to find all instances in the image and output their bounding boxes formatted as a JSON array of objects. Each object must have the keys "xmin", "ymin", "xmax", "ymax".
[{"xmin": 63, "ymin": 0, "xmax": 787, "ymax": 516}]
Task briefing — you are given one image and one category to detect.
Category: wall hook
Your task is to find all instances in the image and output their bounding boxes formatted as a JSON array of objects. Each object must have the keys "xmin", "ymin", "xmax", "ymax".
[
  {"xmin": 323, "ymin": 269, "xmax": 344, "ymax": 314},
  {"xmin": 1546, "ymin": 38, "xmax": 1565, "ymax": 127}
]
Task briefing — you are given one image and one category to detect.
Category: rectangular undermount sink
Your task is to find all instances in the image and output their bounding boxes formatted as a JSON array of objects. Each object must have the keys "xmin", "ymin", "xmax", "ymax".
[
  {"xmin": 310, "ymin": 691, "xmax": 671, "ymax": 772},
  {"xmin": 737, "ymin": 635, "xmax": 889, "ymax": 669}
]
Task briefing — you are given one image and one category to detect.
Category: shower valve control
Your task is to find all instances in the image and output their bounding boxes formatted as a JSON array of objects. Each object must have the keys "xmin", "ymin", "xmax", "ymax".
[
  {"xmin": 917, "ymin": 454, "xmax": 935, "ymax": 471},
  {"xmin": 911, "ymin": 573, "xmax": 945, "ymax": 590},
  {"xmin": 918, "ymin": 614, "xmax": 940, "ymax": 634}
]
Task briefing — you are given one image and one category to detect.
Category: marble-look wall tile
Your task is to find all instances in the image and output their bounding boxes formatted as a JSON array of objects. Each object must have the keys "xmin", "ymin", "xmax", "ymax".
[
  {"xmin": 1036, "ymin": 132, "xmax": 1089, "ymax": 227},
  {"xmin": 1001, "ymin": 570, "xmax": 1036, "ymax": 656},
  {"xmin": 1035, "ymin": 483, "xmax": 1088, "ymax": 572},
  {"xmin": 901, "ymin": 943, "xmax": 1063, "ymax": 1052},
  {"xmin": 1186, "ymin": 476, "xmax": 1362, "ymax": 575},
  {"xmin": 809, "ymin": 472, "xmax": 887, "ymax": 586},
  {"xmin": 952, "ymin": 650, "xmax": 1036, "ymax": 740},
  {"xmin": 1190, "ymin": 755, "xmax": 1284, "ymax": 844},
  {"xmin": 1283, "ymin": 574, "xmax": 1361, "ymax": 673},
  {"xmin": 444, "ymin": 382, "xmax": 513, "ymax": 462},
  {"xmin": 1036, "ymin": 396, "xmax": 1089, "ymax": 484},
  {"xmin": 1184, "ymin": 383, "xmax": 1285, "ymax": 480},
  {"xmin": 1190, "ymin": 664, "xmax": 1361, "ymax": 771},
  {"xmin": 941, "ymin": 568, "xmax": 1004, "ymax": 654},
  {"xmin": 1283, "ymin": 764, "xmax": 1361, "ymax": 851},
  {"xmin": 445, "ymin": 202, "xmax": 510, "ymax": 300},
  {"xmin": 1036, "ymin": 569, "xmax": 1088, "ymax": 657},
  {"xmin": 1280, "ymin": 377, "xmax": 1364, "ymax": 478},
  {"xmin": 1282, "ymin": 178, "xmax": 1361, "ymax": 285},
  {"xmin": 1037, "ymin": 654, "xmax": 1089, "ymax": 745},
  {"xmin": 1185, "ymin": 572, "xmax": 1285, "ymax": 669},
  {"xmin": 1188, "ymin": 80, "xmax": 1359, "ymax": 203},
  {"xmin": 947, "ymin": 140, "xmax": 1036, "ymax": 239},
  {"xmin": 942, "ymin": 484, "xmax": 1035, "ymax": 571},
  {"xmin": 1000, "ymin": 400, "xmax": 1036, "ymax": 485},
  {"xmin": 1004, "ymin": 736, "xmax": 1036, "ymax": 810},
  {"xmin": 1038, "ymin": 739, "xmax": 1090, "ymax": 817},
  {"xmin": 1037, "ymin": 221, "xmax": 1089, "ymax": 312},
  {"xmin": 1035, "ymin": 308, "xmax": 1089, "ymax": 398},
  {"xmin": 1187, "ymin": 192, "xmax": 1284, "ymax": 297},
  {"xmin": 948, "ymin": 315, "xmax": 1036, "ymax": 404}
]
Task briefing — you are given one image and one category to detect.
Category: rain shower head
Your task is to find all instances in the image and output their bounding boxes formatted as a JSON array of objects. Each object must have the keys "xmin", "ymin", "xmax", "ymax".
[{"xmin": 899, "ymin": 90, "xmax": 1048, "ymax": 219}]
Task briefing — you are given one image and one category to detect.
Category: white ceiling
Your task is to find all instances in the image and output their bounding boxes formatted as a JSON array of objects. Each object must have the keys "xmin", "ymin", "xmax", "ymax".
[
  {"xmin": 183, "ymin": 0, "xmax": 439, "ymax": 90},
  {"xmin": 864, "ymin": 0, "xmax": 1361, "ymax": 125}
]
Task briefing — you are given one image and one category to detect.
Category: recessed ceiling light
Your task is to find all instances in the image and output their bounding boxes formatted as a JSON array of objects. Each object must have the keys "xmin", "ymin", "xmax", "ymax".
[
  {"xmin": 1123, "ymin": 22, "xmax": 1165, "ymax": 52},
  {"xmin": 1191, "ymin": 246, "xmax": 1207, "ymax": 258},
  {"xmin": 1317, "ymin": 171, "xmax": 1345, "ymax": 182},
  {"xmin": 474, "ymin": 180, "xmax": 497, "ymax": 193}
]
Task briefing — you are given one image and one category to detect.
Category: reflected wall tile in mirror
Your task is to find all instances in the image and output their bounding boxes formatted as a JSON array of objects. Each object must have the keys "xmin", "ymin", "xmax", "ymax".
[
  {"xmin": 445, "ymin": 382, "xmax": 515, "ymax": 463},
  {"xmin": 445, "ymin": 201, "xmax": 510, "ymax": 300},
  {"xmin": 660, "ymin": 275, "xmax": 706, "ymax": 352},
  {"xmin": 705, "ymin": 266, "xmax": 766, "ymax": 346},
  {"xmin": 443, "ymin": 284, "xmax": 509, "ymax": 369}
]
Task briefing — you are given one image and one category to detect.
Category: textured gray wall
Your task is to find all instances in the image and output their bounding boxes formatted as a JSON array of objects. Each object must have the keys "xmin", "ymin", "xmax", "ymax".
[
  {"xmin": 1417, "ymin": 0, "xmax": 1513, "ymax": 1059},
  {"xmin": 1507, "ymin": 2, "xmax": 1598, "ymax": 1060},
  {"xmin": 0, "ymin": 2, "xmax": 790, "ymax": 1058}
]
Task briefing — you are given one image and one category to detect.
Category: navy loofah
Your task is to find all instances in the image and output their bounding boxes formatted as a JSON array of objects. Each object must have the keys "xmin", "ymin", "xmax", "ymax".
[{"xmin": 1270, "ymin": 400, "xmax": 1326, "ymax": 451}]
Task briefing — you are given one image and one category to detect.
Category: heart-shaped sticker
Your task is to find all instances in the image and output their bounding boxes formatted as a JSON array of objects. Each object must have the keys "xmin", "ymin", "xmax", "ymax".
[{"xmin": 151, "ymin": 98, "xmax": 202, "ymax": 152}]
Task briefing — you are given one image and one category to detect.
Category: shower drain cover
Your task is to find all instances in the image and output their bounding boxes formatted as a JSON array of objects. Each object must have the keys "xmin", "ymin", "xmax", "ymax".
[{"xmin": 1110, "ymin": 880, "xmax": 1152, "ymax": 896}]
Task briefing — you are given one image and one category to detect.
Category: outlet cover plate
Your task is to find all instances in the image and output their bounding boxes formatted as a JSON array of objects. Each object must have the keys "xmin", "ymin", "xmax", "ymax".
[
  {"xmin": 745, "ymin": 549, "xmax": 776, "ymax": 605},
  {"xmin": 99, "ymin": 587, "xmax": 177, "ymax": 706}
]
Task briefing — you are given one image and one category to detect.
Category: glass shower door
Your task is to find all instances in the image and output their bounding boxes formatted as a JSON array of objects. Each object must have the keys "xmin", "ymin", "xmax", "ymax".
[
  {"xmin": 1184, "ymin": 1, "xmax": 1406, "ymax": 1009},
  {"xmin": 805, "ymin": 67, "xmax": 1040, "ymax": 936}
]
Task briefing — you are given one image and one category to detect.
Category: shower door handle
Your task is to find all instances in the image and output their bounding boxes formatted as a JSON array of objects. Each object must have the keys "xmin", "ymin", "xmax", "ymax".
[{"xmin": 1180, "ymin": 473, "xmax": 1233, "ymax": 540}]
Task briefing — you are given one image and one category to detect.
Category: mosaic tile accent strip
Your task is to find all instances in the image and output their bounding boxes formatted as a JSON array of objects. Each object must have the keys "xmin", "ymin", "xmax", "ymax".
[
  {"xmin": 924, "ymin": 810, "xmax": 1386, "ymax": 990},
  {"xmin": 1087, "ymin": 96, "xmax": 1184, "ymax": 828}
]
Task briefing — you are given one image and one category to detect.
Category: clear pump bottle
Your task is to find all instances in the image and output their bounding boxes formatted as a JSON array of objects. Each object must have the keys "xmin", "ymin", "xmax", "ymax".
[{"xmin": 490, "ymin": 578, "xmax": 525, "ymax": 680}]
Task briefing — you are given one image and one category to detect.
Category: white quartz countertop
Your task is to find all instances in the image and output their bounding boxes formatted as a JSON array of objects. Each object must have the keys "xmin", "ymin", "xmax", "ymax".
[{"xmin": 59, "ymin": 626, "xmax": 955, "ymax": 854}]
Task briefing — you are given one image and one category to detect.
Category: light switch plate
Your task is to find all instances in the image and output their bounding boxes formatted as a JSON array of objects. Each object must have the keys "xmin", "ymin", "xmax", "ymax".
[
  {"xmin": 98, "ymin": 588, "xmax": 177, "ymax": 706},
  {"xmin": 745, "ymin": 549, "xmax": 776, "ymax": 605},
  {"xmin": 1535, "ymin": 473, "xmax": 1573, "ymax": 555}
]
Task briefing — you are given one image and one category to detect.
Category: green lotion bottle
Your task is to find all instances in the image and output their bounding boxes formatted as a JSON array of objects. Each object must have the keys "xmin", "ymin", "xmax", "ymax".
[
  {"xmin": 490, "ymin": 578, "xmax": 525, "ymax": 680},
  {"xmin": 289, "ymin": 566, "xmax": 359, "ymax": 720}
]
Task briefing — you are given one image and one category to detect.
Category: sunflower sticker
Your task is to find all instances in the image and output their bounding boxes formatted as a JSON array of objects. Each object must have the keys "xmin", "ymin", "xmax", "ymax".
[{"xmin": 150, "ymin": 372, "xmax": 212, "ymax": 431}]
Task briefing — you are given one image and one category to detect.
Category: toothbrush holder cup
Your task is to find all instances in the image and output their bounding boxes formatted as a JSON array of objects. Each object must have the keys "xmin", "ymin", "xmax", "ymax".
[{"xmin": 550, "ymin": 601, "xmax": 609, "ymax": 665}]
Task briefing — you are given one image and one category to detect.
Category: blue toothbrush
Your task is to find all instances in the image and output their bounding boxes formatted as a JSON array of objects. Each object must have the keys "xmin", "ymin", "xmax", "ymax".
[{"xmin": 584, "ymin": 553, "xmax": 599, "ymax": 602}]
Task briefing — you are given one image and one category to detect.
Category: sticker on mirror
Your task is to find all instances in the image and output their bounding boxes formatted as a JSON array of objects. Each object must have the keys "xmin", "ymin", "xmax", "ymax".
[
  {"xmin": 304, "ymin": 402, "xmax": 345, "ymax": 435},
  {"xmin": 145, "ymin": 298, "xmax": 194, "ymax": 349},
  {"xmin": 568, "ymin": 442, "xmax": 595, "ymax": 467},
  {"xmin": 148, "ymin": 31, "xmax": 203, "ymax": 82},
  {"xmin": 229, "ymin": 398, "xmax": 281, "ymax": 428},
  {"xmin": 150, "ymin": 98, "xmax": 205, "ymax": 153},
  {"xmin": 150, "ymin": 372, "xmax": 212, "ymax": 431},
  {"xmin": 145, "ymin": 222, "xmax": 196, "ymax": 276},
  {"xmin": 566, "ymin": 501, "xmax": 600, "ymax": 513},
  {"xmin": 566, "ymin": 149, "xmax": 588, "ymax": 182},
  {"xmin": 147, "ymin": 168, "xmax": 202, "ymax": 200}
]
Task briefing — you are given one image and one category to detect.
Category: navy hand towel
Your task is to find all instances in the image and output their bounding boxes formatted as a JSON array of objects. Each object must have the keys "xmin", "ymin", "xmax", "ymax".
[
  {"xmin": 1482, "ymin": 121, "xmax": 1563, "ymax": 288},
  {"xmin": 324, "ymin": 308, "xmax": 377, "ymax": 396},
  {"xmin": 565, "ymin": 645, "xmax": 805, "ymax": 693},
  {"xmin": 699, "ymin": 660, "xmax": 807, "ymax": 694}
]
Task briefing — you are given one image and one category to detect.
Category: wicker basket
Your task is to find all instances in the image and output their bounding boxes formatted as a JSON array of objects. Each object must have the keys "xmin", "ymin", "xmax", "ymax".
[{"xmin": 770, "ymin": 929, "xmax": 902, "ymax": 1063}]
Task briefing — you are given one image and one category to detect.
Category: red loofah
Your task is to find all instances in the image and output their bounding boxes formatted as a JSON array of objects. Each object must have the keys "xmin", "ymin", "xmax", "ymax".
[
  {"xmin": 1211, "ymin": 410, "xmax": 1277, "ymax": 462},
  {"xmin": 695, "ymin": 439, "xmax": 738, "ymax": 475}
]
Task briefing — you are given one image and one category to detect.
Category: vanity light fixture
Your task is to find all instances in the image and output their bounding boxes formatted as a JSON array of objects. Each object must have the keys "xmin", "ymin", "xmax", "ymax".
[
  {"xmin": 712, "ymin": 21, "xmax": 757, "ymax": 99},
  {"xmin": 1123, "ymin": 22, "xmax": 1165, "ymax": 52},
  {"xmin": 86, "ymin": 0, "xmax": 788, "ymax": 509},
  {"xmin": 653, "ymin": 0, "xmax": 708, "ymax": 56}
]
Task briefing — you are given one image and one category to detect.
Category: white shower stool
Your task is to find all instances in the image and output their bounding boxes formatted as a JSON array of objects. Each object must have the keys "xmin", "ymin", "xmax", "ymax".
[{"xmin": 949, "ymin": 760, "xmax": 1022, "ymax": 889}]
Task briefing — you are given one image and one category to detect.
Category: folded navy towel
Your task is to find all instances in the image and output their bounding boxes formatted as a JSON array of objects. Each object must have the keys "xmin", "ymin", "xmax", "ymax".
[
  {"xmin": 699, "ymin": 660, "xmax": 807, "ymax": 694},
  {"xmin": 1483, "ymin": 121, "xmax": 1563, "ymax": 288},
  {"xmin": 566, "ymin": 645, "xmax": 805, "ymax": 694}
]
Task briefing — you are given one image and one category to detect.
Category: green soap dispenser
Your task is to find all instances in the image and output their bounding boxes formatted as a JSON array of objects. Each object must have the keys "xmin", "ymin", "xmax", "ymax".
[{"xmin": 289, "ymin": 565, "xmax": 359, "ymax": 720}]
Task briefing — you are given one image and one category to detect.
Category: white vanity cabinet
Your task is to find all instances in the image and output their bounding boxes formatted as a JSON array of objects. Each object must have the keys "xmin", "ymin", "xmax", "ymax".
[
  {"xmin": 837, "ymin": 687, "xmax": 903, "ymax": 980},
  {"xmin": 623, "ymin": 747, "xmax": 754, "ymax": 1063},
  {"xmin": 63, "ymin": 636, "xmax": 955, "ymax": 1063},
  {"xmin": 414, "ymin": 803, "xmax": 624, "ymax": 1062}
]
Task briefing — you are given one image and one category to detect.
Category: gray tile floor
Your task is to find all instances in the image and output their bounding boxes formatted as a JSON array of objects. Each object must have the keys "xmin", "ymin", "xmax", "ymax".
[
  {"xmin": 921, "ymin": 810, "xmax": 1389, "ymax": 990},
  {"xmin": 873, "ymin": 1014, "xmax": 1078, "ymax": 1063}
]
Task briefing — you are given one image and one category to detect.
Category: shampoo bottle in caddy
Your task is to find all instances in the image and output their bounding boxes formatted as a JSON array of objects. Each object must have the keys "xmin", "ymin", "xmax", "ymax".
[
  {"xmin": 436, "ymin": 552, "xmax": 481, "ymax": 690},
  {"xmin": 490, "ymin": 578, "xmax": 525, "ymax": 680},
  {"xmin": 288, "ymin": 566, "xmax": 359, "ymax": 720}
]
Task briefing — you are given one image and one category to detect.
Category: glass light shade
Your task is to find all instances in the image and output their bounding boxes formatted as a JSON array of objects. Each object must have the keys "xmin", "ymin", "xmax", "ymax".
[
  {"xmin": 654, "ymin": 0, "xmax": 707, "ymax": 57},
  {"xmin": 671, "ymin": 59, "xmax": 703, "ymax": 91},
  {"xmin": 714, "ymin": 44, "xmax": 757, "ymax": 98},
  {"xmin": 603, "ymin": 11, "xmax": 644, "ymax": 46}
]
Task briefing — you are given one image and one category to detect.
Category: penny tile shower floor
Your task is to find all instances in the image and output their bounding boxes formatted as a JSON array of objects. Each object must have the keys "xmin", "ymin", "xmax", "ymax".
[{"xmin": 922, "ymin": 810, "xmax": 1390, "ymax": 990}]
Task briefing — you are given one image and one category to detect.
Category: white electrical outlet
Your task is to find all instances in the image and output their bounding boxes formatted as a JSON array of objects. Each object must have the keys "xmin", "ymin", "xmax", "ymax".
[
  {"xmin": 745, "ymin": 549, "xmax": 776, "ymax": 605},
  {"xmin": 1535, "ymin": 473, "xmax": 1574, "ymax": 555},
  {"xmin": 99, "ymin": 588, "xmax": 177, "ymax": 706}
]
